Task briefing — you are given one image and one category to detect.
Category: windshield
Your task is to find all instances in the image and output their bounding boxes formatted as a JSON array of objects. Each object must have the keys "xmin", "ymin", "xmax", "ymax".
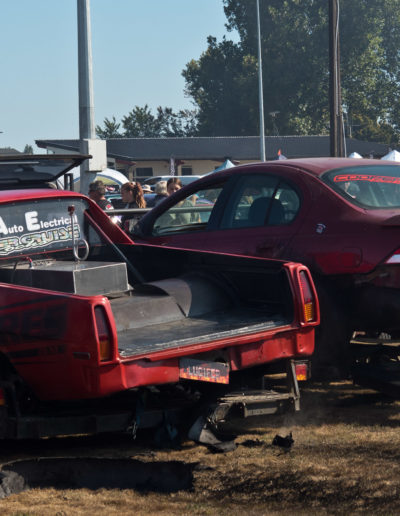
[{"xmin": 323, "ymin": 165, "xmax": 400, "ymax": 208}]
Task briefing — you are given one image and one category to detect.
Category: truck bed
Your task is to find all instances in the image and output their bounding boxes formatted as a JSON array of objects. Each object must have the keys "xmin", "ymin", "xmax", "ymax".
[
  {"xmin": 117, "ymin": 308, "xmax": 288, "ymax": 358},
  {"xmin": 109, "ymin": 269, "xmax": 289, "ymax": 359}
]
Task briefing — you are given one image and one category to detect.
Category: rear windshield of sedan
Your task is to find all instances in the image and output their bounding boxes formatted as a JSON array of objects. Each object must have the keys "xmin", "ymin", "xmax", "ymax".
[{"xmin": 323, "ymin": 165, "xmax": 400, "ymax": 208}]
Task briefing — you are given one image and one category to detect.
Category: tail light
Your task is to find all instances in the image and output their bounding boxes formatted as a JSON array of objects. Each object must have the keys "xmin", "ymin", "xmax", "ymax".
[
  {"xmin": 94, "ymin": 306, "xmax": 113, "ymax": 362},
  {"xmin": 0, "ymin": 388, "xmax": 6, "ymax": 407},
  {"xmin": 294, "ymin": 360, "xmax": 310, "ymax": 381},
  {"xmin": 298, "ymin": 270, "xmax": 317, "ymax": 323}
]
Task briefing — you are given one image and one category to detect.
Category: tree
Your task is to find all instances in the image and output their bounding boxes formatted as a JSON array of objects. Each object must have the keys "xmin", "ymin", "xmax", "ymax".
[
  {"xmin": 96, "ymin": 116, "xmax": 122, "ymax": 139},
  {"xmin": 183, "ymin": 37, "xmax": 259, "ymax": 136},
  {"xmin": 23, "ymin": 144, "xmax": 34, "ymax": 154},
  {"xmin": 96, "ymin": 105, "xmax": 198, "ymax": 139},
  {"xmin": 182, "ymin": 0, "xmax": 400, "ymax": 143}
]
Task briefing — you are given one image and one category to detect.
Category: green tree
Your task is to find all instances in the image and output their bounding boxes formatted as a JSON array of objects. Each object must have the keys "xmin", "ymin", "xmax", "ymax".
[
  {"xmin": 183, "ymin": 37, "xmax": 259, "ymax": 136},
  {"xmin": 183, "ymin": 0, "xmax": 400, "ymax": 143},
  {"xmin": 96, "ymin": 105, "xmax": 198, "ymax": 139},
  {"xmin": 23, "ymin": 144, "xmax": 34, "ymax": 154},
  {"xmin": 96, "ymin": 116, "xmax": 122, "ymax": 139}
]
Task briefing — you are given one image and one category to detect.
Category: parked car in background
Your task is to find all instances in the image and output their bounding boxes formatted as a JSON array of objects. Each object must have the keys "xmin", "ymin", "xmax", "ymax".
[
  {"xmin": 105, "ymin": 192, "xmax": 124, "ymax": 208},
  {"xmin": 133, "ymin": 157, "xmax": 400, "ymax": 375}
]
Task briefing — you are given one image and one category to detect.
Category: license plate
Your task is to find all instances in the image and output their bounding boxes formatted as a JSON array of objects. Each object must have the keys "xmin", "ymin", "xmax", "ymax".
[{"xmin": 179, "ymin": 358, "xmax": 229, "ymax": 384}]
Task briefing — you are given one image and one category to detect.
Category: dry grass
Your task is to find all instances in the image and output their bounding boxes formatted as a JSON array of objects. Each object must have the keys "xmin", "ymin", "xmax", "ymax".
[{"xmin": 1, "ymin": 381, "xmax": 400, "ymax": 515}]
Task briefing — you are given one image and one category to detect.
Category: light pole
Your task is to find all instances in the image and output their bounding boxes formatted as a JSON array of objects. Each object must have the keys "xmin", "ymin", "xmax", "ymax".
[
  {"xmin": 77, "ymin": 0, "xmax": 95, "ymax": 142},
  {"xmin": 329, "ymin": 0, "xmax": 344, "ymax": 157},
  {"xmin": 256, "ymin": 0, "xmax": 266, "ymax": 161},
  {"xmin": 77, "ymin": 0, "xmax": 98, "ymax": 194}
]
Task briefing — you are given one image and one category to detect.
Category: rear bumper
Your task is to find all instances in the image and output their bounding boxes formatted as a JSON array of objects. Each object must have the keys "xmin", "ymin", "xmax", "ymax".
[
  {"xmin": 94, "ymin": 326, "xmax": 315, "ymax": 398},
  {"xmin": 19, "ymin": 326, "xmax": 315, "ymax": 402}
]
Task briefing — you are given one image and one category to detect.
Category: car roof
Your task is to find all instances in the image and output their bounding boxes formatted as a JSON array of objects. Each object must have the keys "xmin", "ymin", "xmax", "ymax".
[
  {"xmin": 227, "ymin": 157, "xmax": 399, "ymax": 178},
  {"xmin": 186, "ymin": 158, "xmax": 400, "ymax": 188},
  {"xmin": 141, "ymin": 157, "xmax": 400, "ymax": 215},
  {"xmin": 0, "ymin": 154, "xmax": 90, "ymax": 188}
]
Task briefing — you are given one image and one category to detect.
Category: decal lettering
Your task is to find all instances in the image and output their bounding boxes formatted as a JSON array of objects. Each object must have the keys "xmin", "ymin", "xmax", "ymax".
[
  {"xmin": 0, "ymin": 199, "xmax": 85, "ymax": 257},
  {"xmin": 0, "ymin": 237, "xmax": 20, "ymax": 254},
  {"xmin": 25, "ymin": 211, "xmax": 40, "ymax": 231},
  {"xmin": 334, "ymin": 174, "xmax": 400, "ymax": 184},
  {"xmin": 0, "ymin": 216, "xmax": 9, "ymax": 235},
  {"xmin": 0, "ymin": 225, "xmax": 80, "ymax": 256}
]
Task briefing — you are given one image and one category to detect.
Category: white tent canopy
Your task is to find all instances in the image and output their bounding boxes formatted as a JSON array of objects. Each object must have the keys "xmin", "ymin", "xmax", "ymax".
[
  {"xmin": 211, "ymin": 159, "xmax": 236, "ymax": 173},
  {"xmin": 348, "ymin": 152, "xmax": 362, "ymax": 159},
  {"xmin": 381, "ymin": 150, "xmax": 400, "ymax": 162},
  {"xmin": 71, "ymin": 168, "xmax": 128, "ymax": 191}
]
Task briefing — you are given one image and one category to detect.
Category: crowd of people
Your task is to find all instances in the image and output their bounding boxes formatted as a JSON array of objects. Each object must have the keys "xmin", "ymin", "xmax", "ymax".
[{"xmin": 88, "ymin": 177, "xmax": 185, "ymax": 233}]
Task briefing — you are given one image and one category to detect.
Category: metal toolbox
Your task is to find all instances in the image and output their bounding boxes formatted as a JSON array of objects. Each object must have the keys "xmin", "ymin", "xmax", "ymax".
[{"xmin": 0, "ymin": 261, "xmax": 129, "ymax": 296}]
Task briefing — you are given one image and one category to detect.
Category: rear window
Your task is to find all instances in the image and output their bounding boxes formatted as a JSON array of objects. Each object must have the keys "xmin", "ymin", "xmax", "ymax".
[
  {"xmin": 0, "ymin": 198, "xmax": 94, "ymax": 258},
  {"xmin": 323, "ymin": 165, "xmax": 400, "ymax": 208}
]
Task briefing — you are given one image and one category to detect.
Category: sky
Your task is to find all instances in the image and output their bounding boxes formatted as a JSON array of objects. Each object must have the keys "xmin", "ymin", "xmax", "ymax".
[{"xmin": 0, "ymin": 0, "xmax": 238, "ymax": 152}]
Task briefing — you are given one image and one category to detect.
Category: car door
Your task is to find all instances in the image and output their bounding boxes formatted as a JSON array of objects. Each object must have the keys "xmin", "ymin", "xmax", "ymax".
[{"xmin": 198, "ymin": 173, "xmax": 309, "ymax": 260}]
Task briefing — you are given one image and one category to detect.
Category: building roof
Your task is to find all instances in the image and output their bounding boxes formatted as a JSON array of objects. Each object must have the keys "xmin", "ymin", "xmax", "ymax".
[
  {"xmin": 35, "ymin": 135, "xmax": 390, "ymax": 161},
  {"xmin": 0, "ymin": 147, "xmax": 21, "ymax": 155}
]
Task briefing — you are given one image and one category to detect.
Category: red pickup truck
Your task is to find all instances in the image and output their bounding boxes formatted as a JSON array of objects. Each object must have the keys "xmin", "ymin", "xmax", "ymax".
[{"xmin": 0, "ymin": 155, "xmax": 319, "ymax": 444}]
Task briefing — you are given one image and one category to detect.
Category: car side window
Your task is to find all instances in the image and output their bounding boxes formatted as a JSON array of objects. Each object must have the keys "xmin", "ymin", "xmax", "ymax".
[
  {"xmin": 220, "ymin": 175, "xmax": 300, "ymax": 229},
  {"xmin": 152, "ymin": 186, "xmax": 224, "ymax": 236},
  {"xmin": 275, "ymin": 183, "xmax": 301, "ymax": 223}
]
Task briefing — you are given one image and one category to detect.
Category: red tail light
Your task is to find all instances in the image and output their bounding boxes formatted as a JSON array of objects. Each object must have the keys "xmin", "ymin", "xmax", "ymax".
[
  {"xmin": 294, "ymin": 361, "xmax": 310, "ymax": 381},
  {"xmin": 94, "ymin": 306, "xmax": 113, "ymax": 362},
  {"xmin": 298, "ymin": 270, "xmax": 316, "ymax": 323}
]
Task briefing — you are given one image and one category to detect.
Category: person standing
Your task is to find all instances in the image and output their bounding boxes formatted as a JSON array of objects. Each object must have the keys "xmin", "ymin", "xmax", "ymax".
[
  {"xmin": 147, "ymin": 180, "xmax": 168, "ymax": 207},
  {"xmin": 88, "ymin": 180, "xmax": 113, "ymax": 210},
  {"xmin": 141, "ymin": 183, "xmax": 157, "ymax": 207},
  {"xmin": 166, "ymin": 177, "xmax": 183, "ymax": 195},
  {"xmin": 120, "ymin": 181, "xmax": 146, "ymax": 232},
  {"xmin": 165, "ymin": 177, "xmax": 196, "ymax": 224}
]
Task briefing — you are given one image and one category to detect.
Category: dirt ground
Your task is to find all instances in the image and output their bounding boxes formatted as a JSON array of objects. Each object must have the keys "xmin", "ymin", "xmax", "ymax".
[{"xmin": 1, "ymin": 380, "xmax": 400, "ymax": 515}]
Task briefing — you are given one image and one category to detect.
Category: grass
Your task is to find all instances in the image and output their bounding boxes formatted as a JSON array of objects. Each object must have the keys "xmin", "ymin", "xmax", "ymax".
[{"xmin": 1, "ymin": 381, "xmax": 400, "ymax": 515}]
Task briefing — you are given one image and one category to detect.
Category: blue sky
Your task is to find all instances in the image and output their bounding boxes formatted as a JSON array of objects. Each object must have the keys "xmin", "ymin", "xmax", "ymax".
[{"xmin": 0, "ymin": 0, "xmax": 238, "ymax": 152}]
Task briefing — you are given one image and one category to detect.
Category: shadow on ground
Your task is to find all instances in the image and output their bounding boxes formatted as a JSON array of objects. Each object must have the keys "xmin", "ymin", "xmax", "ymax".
[{"xmin": 0, "ymin": 457, "xmax": 195, "ymax": 498}]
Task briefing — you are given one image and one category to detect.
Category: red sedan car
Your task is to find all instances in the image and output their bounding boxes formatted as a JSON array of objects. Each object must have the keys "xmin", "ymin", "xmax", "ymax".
[{"xmin": 133, "ymin": 157, "xmax": 400, "ymax": 373}]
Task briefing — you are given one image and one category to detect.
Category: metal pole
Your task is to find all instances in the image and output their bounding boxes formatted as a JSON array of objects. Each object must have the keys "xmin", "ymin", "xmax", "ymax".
[
  {"xmin": 256, "ymin": 0, "xmax": 266, "ymax": 161},
  {"xmin": 77, "ymin": 0, "xmax": 96, "ymax": 193},
  {"xmin": 329, "ymin": 0, "xmax": 338, "ymax": 157},
  {"xmin": 329, "ymin": 0, "xmax": 344, "ymax": 157},
  {"xmin": 335, "ymin": 1, "xmax": 345, "ymax": 157},
  {"xmin": 77, "ymin": 0, "xmax": 95, "ymax": 140}
]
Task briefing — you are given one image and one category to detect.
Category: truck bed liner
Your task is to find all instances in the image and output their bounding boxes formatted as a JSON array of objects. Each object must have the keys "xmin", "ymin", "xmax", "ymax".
[{"xmin": 118, "ymin": 308, "xmax": 288, "ymax": 358}]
